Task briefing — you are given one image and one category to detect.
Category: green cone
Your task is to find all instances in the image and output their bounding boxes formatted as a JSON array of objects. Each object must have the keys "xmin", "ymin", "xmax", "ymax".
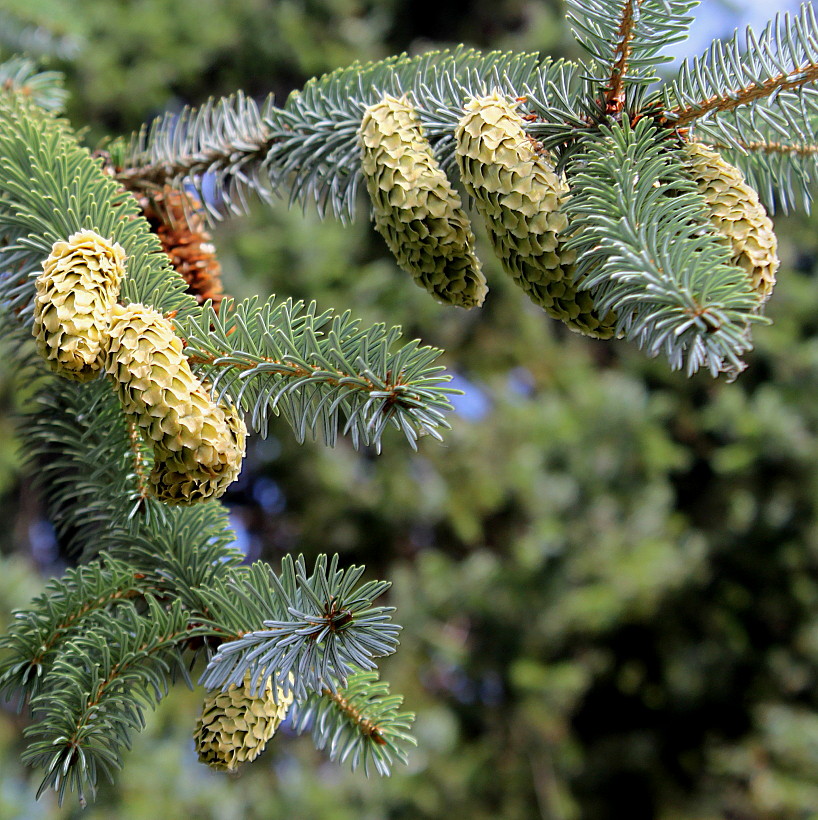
[
  {"xmin": 455, "ymin": 91, "xmax": 616, "ymax": 338},
  {"xmin": 360, "ymin": 93, "xmax": 487, "ymax": 308}
]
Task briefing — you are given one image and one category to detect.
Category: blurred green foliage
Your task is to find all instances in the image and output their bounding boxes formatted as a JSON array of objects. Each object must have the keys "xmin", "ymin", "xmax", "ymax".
[{"xmin": 4, "ymin": 0, "xmax": 818, "ymax": 818}]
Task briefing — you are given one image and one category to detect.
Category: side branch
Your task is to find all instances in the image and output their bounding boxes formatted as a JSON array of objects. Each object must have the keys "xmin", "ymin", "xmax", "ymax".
[
  {"xmin": 697, "ymin": 137, "xmax": 818, "ymax": 158},
  {"xmin": 669, "ymin": 63, "xmax": 818, "ymax": 126},
  {"xmin": 126, "ymin": 417, "xmax": 150, "ymax": 502},
  {"xmin": 116, "ymin": 134, "xmax": 276, "ymax": 193},
  {"xmin": 67, "ymin": 626, "xmax": 192, "ymax": 738},
  {"xmin": 323, "ymin": 687, "xmax": 387, "ymax": 744},
  {"xmin": 605, "ymin": 0, "xmax": 640, "ymax": 112},
  {"xmin": 185, "ymin": 345, "xmax": 421, "ymax": 414}
]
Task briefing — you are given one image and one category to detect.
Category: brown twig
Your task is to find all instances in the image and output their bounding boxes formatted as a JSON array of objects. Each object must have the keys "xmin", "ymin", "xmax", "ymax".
[
  {"xmin": 126, "ymin": 416, "xmax": 150, "ymax": 501},
  {"xmin": 323, "ymin": 687, "xmax": 388, "ymax": 745},
  {"xmin": 668, "ymin": 63, "xmax": 818, "ymax": 127},
  {"xmin": 696, "ymin": 137, "xmax": 818, "ymax": 157},
  {"xmin": 605, "ymin": 1, "xmax": 640, "ymax": 114}
]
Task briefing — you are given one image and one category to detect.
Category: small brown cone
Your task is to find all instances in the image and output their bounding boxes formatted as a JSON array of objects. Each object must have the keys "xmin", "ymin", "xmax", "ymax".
[
  {"xmin": 33, "ymin": 230, "xmax": 126, "ymax": 381},
  {"xmin": 682, "ymin": 142, "xmax": 779, "ymax": 303},
  {"xmin": 141, "ymin": 188, "xmax": 224, "ymax": 310},
  {"xmin": 359, "ymin": 94, "xmax": 487, "ymax": 308},
  {"xmin": 455, "ymin": 91, "xmax": 616, "ymax": 338},
  {"xmin": 194, "ymin": 673, "xmax": 294, "ymax": 772}
]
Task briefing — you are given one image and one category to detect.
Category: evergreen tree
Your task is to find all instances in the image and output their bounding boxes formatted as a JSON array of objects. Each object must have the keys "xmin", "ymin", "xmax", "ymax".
[{"xmin": 1, "ymin": 0, "xmax": 818, "ymax": 808}]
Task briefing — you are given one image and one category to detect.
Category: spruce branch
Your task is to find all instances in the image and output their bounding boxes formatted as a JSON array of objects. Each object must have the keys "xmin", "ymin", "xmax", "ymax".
[
  {"xmin": 566, "ymin": 0, "xmax": 697, "ymax": 97},
  {"xmin": 290, "ymin": 668, "xmax": 416, "ymax": 776},
  {"xmin": 664, "ymin": 4, "xmax": 818, "ymax": 127},
  {"xmin": 181, "ymin": 297, "xmax": 456, "ymax": 451},
  {"xmin": 0, "ymin": 55, "xmax": 67, "ymax": 112},
  {"xmin": 565, "ymin": 118, "xmax": 765, "ymax": 377},
  {"xmin": 0, "ymin": 558, "xmax": 150, "ymax": 705},
  {"xmin": 199, "ymin": 555, "xmax": 401, "ymax": 701},
  {"xmin": 20, "ymin": 598, "xmax": 195, "ymax": 806},
  {"xmin": 117, "ymin": 91, "xmax": 278, "ymax": 219}
]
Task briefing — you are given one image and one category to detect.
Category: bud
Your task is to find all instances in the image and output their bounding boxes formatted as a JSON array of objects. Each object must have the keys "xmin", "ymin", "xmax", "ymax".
[
  {"xmin": 360, "ymin": 93, "xmax": 487, "ymax": 308},
  {"xmin": 455, "ymin": 91, "xmax": 616, "ymax": 338},
  {"xmin": 33, "ymin": 230, "xmax": 126, "ymax": 381},
  {"xmin": 683, "ymin": 142, "xmax": 779, "ymax": 303},
  {"xmin": 194, "ymin": 673, "xmax": 294, "ymax": 772}
]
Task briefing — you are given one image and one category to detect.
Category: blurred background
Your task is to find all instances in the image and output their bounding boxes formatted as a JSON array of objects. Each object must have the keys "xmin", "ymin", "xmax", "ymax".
[{"xmin": 1, "ymin": 0, "xmax": 817, "ymax": 817}]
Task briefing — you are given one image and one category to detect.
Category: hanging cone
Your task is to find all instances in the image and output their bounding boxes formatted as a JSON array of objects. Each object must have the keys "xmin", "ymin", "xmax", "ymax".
[
  {"xmin": 33, "ymin": 230, "xmax": 126, "ymax": 381},
  {"xmin": 141, "ymin": 187, "xmax": 225, "ymax": 310},
  {"xmin": 105, "ymin": 302, "xmax": 245, "ymax": 503},
  {"xmin": 455, "ymin": 91, "xmax": 616, "ymax": 338},
  {"xmin": 682, "ymin": 142, "xmax": 778, "ymax": 303},
  {"xmin": 194, "ymin": 672, "xmax": 294, "ymax": 772},
  {"xmin": 150, "ymin": 397, "xmax": 246, "ymax": 505},
  {"xmin": 359, "ymin": 93, "xmax": 487, "ymax": 308}
]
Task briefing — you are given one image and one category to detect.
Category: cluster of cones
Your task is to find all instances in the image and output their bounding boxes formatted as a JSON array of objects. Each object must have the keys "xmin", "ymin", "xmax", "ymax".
[
  {"xmin": 31, "ymin": 229, "xmax": 244, "ymax": 505},
  {"xmin": 358, "ymin": 91, "xmax": 779, "ymax": 336}
]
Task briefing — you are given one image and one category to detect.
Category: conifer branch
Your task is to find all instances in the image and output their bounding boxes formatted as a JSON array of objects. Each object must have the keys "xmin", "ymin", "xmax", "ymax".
[
  {"xmin": 198, "ymin": 555, "xmax": 400, "ymax": 701},
  {"xmin": 565, "ymin": 118, "xmax": 765, "ymax": 377},
  {"xmin": 664, "ymin": 5, "xmax": 818, "ymax": 127},
  {"xmin": 182, "ymin": 297, "xmax": 456, "ymax": 450},
  {"xmin": 671, "ymin": 64, "xmax": 818, "ymax": 127},
  {"xmin": 117, "ymin": 92, "xmax": 278, "ymax": 219},
  {"xmin": 21, "ymin": 598, "xmax": 195, "ymax": 806},
  {"xmin": 0, "ymin": 559, "xmax": 151, "ymax": 704},
  {"xmin": 290, "ymin": 668, "xmax": 416, "ymax": 776}
]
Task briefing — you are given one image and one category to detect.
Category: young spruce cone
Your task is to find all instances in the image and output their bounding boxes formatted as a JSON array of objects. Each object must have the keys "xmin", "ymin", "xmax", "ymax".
[
  {"xmin": 359, "ymin": 93, "xmax": 487, "ymax": 308},
  {"xmin": 150, "ymin": 398, "xmax": 246, "ymax": 505},
  {"xmin": 682, "ymin": 142, "xmax": 779, "ymax": 303},
  {"xmin": 194, "ymin": 673, "xmax": 294, "ymax": 771},
  {"xmin": 33, "ymin": 230, "xmax": 126, "ymax": 381},
  {"xmin": 105, "ymin": 303, "xmax": 245, "ymax": 504},
  {"xmin": 455, "ymin": 91, "xmax": 616, "ymax": 338}
]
